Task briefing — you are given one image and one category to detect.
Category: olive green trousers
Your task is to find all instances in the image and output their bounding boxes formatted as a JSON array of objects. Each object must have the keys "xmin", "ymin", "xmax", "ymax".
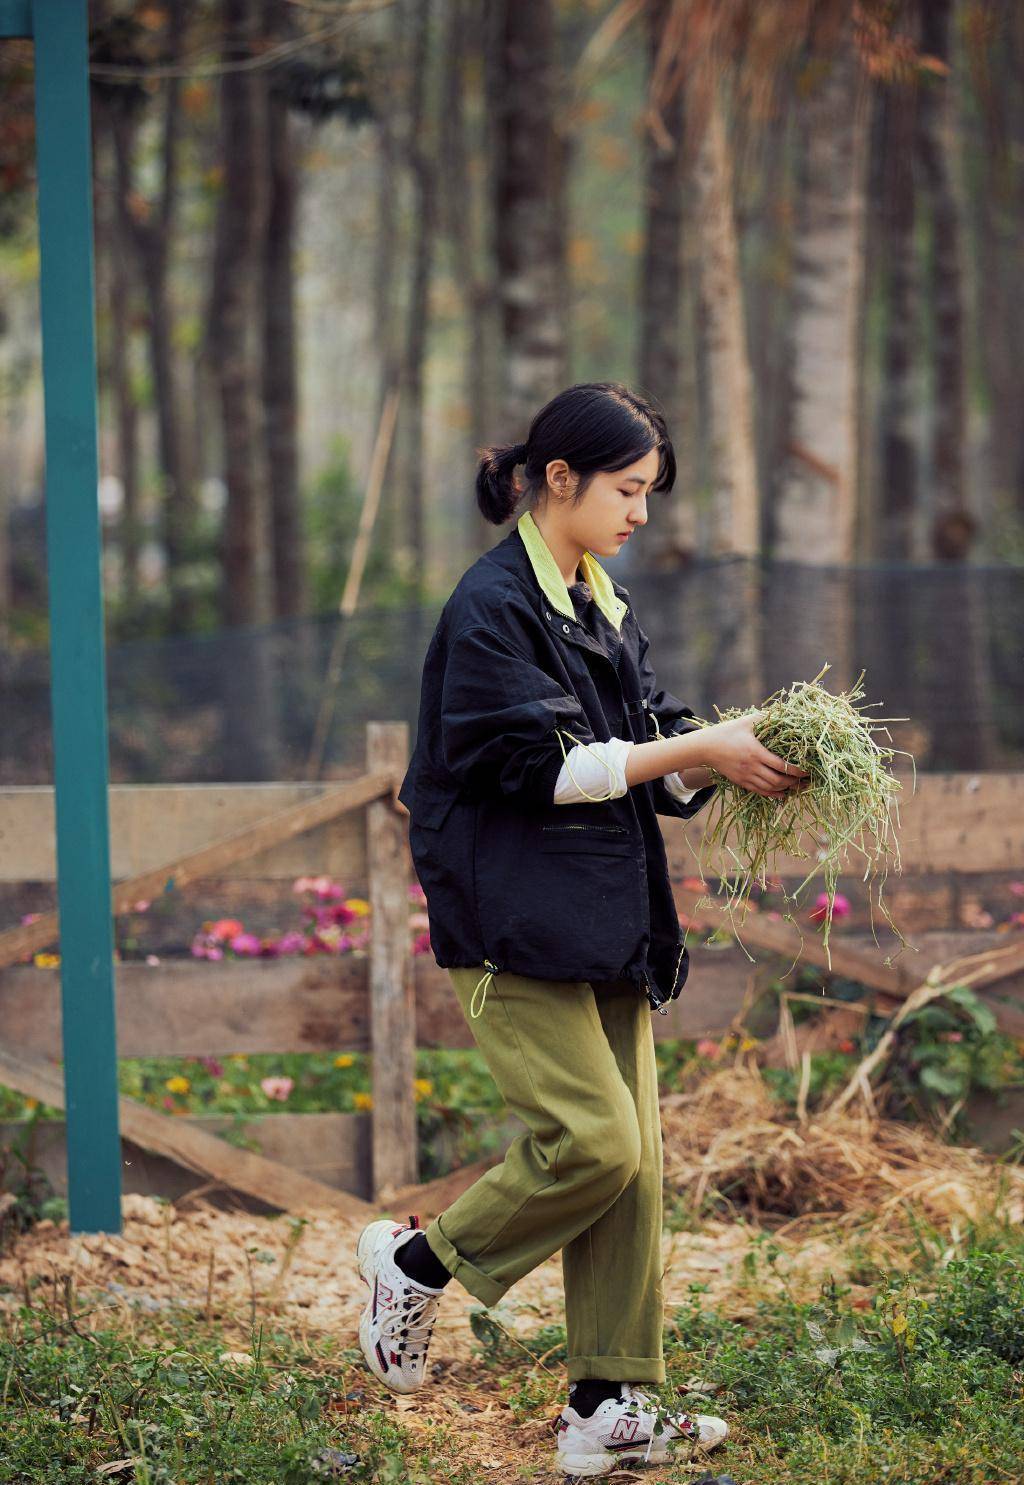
[{"xmin": 423, "ymin": 967, "xmax": 666, "ymax": 1384}]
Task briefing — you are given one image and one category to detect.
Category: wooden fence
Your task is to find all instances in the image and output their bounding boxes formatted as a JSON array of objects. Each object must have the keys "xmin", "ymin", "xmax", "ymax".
[{"xmin": 1, "ymin": 724, "xmax": 1023, "ymax": 1211}]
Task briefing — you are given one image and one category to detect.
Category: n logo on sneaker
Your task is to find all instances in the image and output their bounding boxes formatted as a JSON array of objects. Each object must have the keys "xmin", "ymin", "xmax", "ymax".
[{"xmin": 609, "ymin": 1417, "xmax": 641, "ymax": 1444}]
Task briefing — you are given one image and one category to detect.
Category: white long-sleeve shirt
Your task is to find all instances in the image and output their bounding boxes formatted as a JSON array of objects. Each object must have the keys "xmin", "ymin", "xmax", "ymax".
[{"xmin": 554, "ymin": 737, "xmax": 700, "ymax": 805}]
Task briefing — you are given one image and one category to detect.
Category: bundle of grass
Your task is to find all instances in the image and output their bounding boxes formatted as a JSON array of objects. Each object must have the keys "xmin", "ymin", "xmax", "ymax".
[
  {"xmin": 687, "ymin": 662, "xmax": 914, "ymax": 969},
  {"xmin": 659, "ymin": 1066, "xmax": 1024, "ymax": 1229}
]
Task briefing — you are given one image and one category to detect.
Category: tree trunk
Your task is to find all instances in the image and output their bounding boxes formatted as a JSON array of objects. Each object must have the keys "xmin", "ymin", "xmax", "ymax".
[
  {"xmin": 208, "ymin": 0, "xmax": 276, "ymax": 779},
  {"xmin": 261, "ymin": 0, "xmax": 306, "ymax": 620},
  {"xmin": 491, "ymin": 0, "xmax": 567, "ymax": 435},
  {"xmin": 774, "ymin": 27, "xmax": 868, "ymax": 569},
  {"xmin": 694, "ymin": 91, "xmax": 760, "ymax": 559},
  {"xmin": 108, "ymin": 0, "xmax": 198, "ymax": 630},
  {"xmin": 208, "ymin": 0, "xmax": 270, "ymax": 629},
  {"xmin": 874, "ymin": 52, "xmax": 918, "ymax": 560},
  {"xmin": 638, "ymin": 0, "xmax": 696, "ymax": 564},
  {"xmin": 916, "ymin": 0, "xmax": 971, "ymax": 560},
  {"xmin": 401, "ymin": 0, "xmax": 439, "ymax": 594},
  {"xmin": 440, "ymin": 0, "xmax": 500, "ymax": 560},
  {"xmin": 372, "ymin": 0, "xmax": 404, "ymax": 561}
]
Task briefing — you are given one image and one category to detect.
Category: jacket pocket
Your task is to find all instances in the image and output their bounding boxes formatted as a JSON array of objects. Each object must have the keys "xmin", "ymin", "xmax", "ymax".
[
  {"xmin": 539, "ymin": 823, "xmax": 635, "ymax": 855},
  {"xmin": 411, "ymin": 779, "xmax": 459, "ymax": 831}
]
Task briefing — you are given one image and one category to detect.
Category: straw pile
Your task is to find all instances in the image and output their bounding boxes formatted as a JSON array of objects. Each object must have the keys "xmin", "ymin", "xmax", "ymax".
[
  {"xmin": 660, "ymin": 1066, "xmax": 1024, "ymax": 1228},
  {"xmin": 691, "ymin": 662, "xmax": 912, "ymax": 967}
]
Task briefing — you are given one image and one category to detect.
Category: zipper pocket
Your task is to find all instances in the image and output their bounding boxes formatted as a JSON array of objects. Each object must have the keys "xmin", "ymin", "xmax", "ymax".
[{"xmin": 541, "ymin": 823, "xmax": 629, "ymax": 835}]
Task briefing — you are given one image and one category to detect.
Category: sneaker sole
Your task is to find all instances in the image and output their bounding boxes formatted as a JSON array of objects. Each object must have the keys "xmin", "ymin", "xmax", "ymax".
[{"xmin": 557, "ymin": 1421, "xmax": 727, "ymax": 1476}]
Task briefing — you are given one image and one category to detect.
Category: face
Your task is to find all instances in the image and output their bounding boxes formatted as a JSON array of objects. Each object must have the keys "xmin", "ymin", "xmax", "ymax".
[{"xmin": 544, "ymin": 447, "xmax": 660, "ymax": 558}]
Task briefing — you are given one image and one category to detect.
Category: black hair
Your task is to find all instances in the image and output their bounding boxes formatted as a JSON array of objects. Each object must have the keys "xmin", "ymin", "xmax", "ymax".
[{"xmin": 474, "ymin": 381, "xmax": 677, "ymax": 526}]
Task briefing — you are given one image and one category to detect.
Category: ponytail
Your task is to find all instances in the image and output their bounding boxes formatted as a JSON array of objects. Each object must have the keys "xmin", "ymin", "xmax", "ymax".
[{"xmin": 475, "ymin": 440, "xmax": 530, "ymax": 525}]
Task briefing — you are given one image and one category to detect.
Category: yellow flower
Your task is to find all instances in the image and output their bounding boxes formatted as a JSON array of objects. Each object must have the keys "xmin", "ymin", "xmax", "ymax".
[
  {"xmin": 333, "ymin": 1054, "xmax": 354, "ymax": 1069},
  {"xmin": 33, "ymin": 952, "xmax": 61, "ymax": 968},
  {"xmin": 413, "ymin": 1078, "xmax": 433, "ymax": 1101},
  {"xmin": 229, "ymin": 1054, "xmax": 249, "ymax": 1066},
  {"xmin": 739, "ymin": 1037, "xmax": 759, "ymax": 1053},
  {"xmin": 165, "ymin": 1075, "xmax": 191, "ymax": 1095},
  {"xmin": 353, "ymin": 1092, "xmax": 373, "ymax": 1111},
  {"xmin": 24, "ymin": 1097, "xmax": 38, "ymax": 1110},
  {"xmin": 344, "ymin": 898, "xmax": 371, "ymax": 917}
]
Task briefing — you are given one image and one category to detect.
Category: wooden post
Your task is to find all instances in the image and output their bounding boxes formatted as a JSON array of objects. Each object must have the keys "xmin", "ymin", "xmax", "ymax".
[
  {"xmin": 29, "ymin": 0, "xmax": 122, "ymax": 1234},
  {"xmin": 366, "ymin": 722, "xmax": 417, "ymax": 1198}
]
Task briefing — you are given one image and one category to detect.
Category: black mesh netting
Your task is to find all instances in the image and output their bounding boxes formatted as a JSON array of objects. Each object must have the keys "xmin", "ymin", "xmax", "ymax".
[{"xmin": 2, "ymin": 557, "xmax": 1021, "ymax": 784}]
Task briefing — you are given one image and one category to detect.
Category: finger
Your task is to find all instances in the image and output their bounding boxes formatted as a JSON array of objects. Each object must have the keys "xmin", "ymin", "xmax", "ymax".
[{"xmin": 759, "ymin": 750, "xmax": 811, "ymax": 778}]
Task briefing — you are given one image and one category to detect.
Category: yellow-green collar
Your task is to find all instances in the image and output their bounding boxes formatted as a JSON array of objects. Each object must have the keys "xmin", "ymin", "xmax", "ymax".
[{"xmin": 517, "ymin": 509, "xmax": 627, "ymax": 633}]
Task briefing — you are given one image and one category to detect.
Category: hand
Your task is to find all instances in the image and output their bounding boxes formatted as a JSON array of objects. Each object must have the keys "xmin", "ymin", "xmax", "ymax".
[{"xmin": 700, "ymin": 710, "xmax": 812, "ymax": 799}]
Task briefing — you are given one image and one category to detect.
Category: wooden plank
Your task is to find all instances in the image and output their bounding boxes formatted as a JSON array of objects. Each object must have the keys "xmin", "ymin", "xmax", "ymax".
[
  {"xmin": 0, "ymin": 771, "xmax": 396, "ymax": 971},
  {"xmin": 0, "ymin": 781, "xmax": 369, "ymax": 884},
  {"xmin": 663, "ymin": 771, "xmax": 1024, "ymax": 877},
  {"xmin": 4, "ymin": 773, "xmax": 1023, "ymax": 888},
  {"xmin": 674, "ymin": 886, "xmax": 917, "ymax": 996},
  {"xmin": 0, "ymin": 1111, "xmax": 373, "ymax": 1203},
  {"xmin": 367, "ymin": 723, "xmax": 417, "ymax": 1197},
  {"xmin": 0, "ymin": 1044, "xmax": 372, "ymax": 1219},
  {"xmin": 3, "ymin": 930, "xmax": 1020, "ymax": 1061}
]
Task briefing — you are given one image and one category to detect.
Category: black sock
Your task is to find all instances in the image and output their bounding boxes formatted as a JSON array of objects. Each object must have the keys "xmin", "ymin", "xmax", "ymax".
[
  {"xmin": 568, "ymin": 1379, "xmax": 623, "ymax": 1417},
  {"xmin": 394, "ymin": 1230, "xmax": 451, "ymax": 1290}
]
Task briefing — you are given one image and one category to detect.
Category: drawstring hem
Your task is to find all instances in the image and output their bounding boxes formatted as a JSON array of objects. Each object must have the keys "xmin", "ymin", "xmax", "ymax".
[{"xmin": 469, "ymin": 959, "xmax": 500, "ymax": 1019}]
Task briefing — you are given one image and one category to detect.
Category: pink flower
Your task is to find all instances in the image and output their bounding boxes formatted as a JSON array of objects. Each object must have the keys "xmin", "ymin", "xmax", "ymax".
[
  {"xmin": 408, "ymin": 883, "xmax": 427, "ymax": 903},
  {"xmin": 696, "ymin": 1039, "xmax": 720, "ymax": 1059},
  {"xmin": 408, "ymin": 912, "xmax": 430, "ymax": 932},
  {"xmin": 273, "ymin": 931, "xmax": 307, "ymax": 956},
  {"xmin": 208, "ymin": 918, "xmax": 245, "ymax": 941},
  {"xmin": 260, "ymin": 1075, "xmax": 293, "ymax": 1101},
  {"xmin": 199, "ymin": 1055, "xmax": 225, "ymax": 1076},
  {"xmin": 163, "ymin": 1095, "xmax": 175, "ymax": 1110},
  {"xmin": 228, "ymin": 932, "xmax": 263, "ymax": 956},
  {"xmin": 145, "ymin": 954, "xmax": 161, "ymax": 966},
  {"xmin": 20, "ymin": 912, "xmax": 41, "ymax": 925},
  {"xmin": 809, "ymin": 892, "xmax": 850, "ymax": 925},
  {"xmin": 766, "ymin": 910, "xmax": 782, "ymax": 920},
  {"xmin": 938, "ymin": 1031, "xmax": 963, "ymax": 1043},
  {"xmin": 412, "ymin": 931, "xmax": 431, "ymax": 956},
  {"xmin": 207, "ymin": 945, "xmax": 223, "ymax": 960},
  {"xmin": 1009, "ymin": 882, "xmax": 1024, "ymax": 897},
  {"xmin": 1011, "ymin": 912, "xmax": 1024, "ymax": 929}
]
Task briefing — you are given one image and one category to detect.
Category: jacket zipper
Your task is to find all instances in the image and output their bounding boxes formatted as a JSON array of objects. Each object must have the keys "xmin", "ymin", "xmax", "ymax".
[{"xmin": 540, "ymin": 823, "xmax": 628, "ymax": 835}]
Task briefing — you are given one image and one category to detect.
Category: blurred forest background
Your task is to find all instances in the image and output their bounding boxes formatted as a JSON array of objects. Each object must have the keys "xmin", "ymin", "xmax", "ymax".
[{"xmin": 1, "ymin": 0, "xmax": 1023, "ymax": 782}]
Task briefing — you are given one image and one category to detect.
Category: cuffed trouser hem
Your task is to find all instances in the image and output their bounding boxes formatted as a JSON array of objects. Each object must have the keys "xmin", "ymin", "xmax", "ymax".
[
  {"xmin": 567, "ymin": 1354, "xmax": 666, "ymax": 1384},
  {"xmin": 423, "ymin": 1216, "xmax": 507, "ymax": 1308}
]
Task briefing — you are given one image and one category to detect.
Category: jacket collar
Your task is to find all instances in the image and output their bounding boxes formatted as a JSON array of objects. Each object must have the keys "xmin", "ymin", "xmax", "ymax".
[{"xmin": 516, "ymin": 509, "xmax": 628, "ymax": 634}]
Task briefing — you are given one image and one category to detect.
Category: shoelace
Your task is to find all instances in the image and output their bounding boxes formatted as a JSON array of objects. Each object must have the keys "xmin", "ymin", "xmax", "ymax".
[
  {"xmin": 378, "ymin": 1287, "xmax": 440, "ymax": 1362},
  {"xmin": 618, "ymin": 1384, "xmax": 696, "ymax": 1465}
]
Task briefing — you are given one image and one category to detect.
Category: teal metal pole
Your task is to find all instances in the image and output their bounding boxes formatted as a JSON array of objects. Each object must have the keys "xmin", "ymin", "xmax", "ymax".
[{"xmin": 32, "ymin": 0, "xmax": 122, "ymax": 1232}]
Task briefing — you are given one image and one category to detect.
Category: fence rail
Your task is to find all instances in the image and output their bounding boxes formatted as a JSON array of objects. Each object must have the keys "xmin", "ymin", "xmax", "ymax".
[{"xmin": 1, "ymin": 724, "xmax": 1022, "ymax": 1212}]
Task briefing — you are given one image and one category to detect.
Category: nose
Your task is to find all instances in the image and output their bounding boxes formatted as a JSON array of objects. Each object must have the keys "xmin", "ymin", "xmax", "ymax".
[{"xmin": 629, "ymin": 496, "xmax": 648, "ymax": 527}]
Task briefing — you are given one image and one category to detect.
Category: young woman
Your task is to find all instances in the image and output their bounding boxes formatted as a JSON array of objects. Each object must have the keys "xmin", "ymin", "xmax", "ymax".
[{"xmin": 355, "ymin": 382, "xmax": 809, "ymax": 1477}]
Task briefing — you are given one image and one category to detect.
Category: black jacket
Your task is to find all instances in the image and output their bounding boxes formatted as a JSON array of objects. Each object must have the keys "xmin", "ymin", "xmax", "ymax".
[{"xmin": 397, "ymin": 521, "xmax": 717, "ymax": 1011}]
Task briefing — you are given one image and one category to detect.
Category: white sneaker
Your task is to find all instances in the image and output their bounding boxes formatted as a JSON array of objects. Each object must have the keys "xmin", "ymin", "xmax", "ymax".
[
  {"xmin": 356, "ymin": 1215, "xmax": 445, "ymax": 1395},
  {"xmin": 553, "ymin": 1382, "xmax": 728, "ymax": 1477}
]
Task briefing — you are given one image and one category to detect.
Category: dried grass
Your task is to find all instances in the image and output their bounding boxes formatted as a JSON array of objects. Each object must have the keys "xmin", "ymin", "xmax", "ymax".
[
  {"xmin": 660, "ymin": 1064, "xmax": 1024, "ymax": 1228},
  {"xmin": 689, "ymin": 662, "xmax": 914, "ymax": 968}
]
